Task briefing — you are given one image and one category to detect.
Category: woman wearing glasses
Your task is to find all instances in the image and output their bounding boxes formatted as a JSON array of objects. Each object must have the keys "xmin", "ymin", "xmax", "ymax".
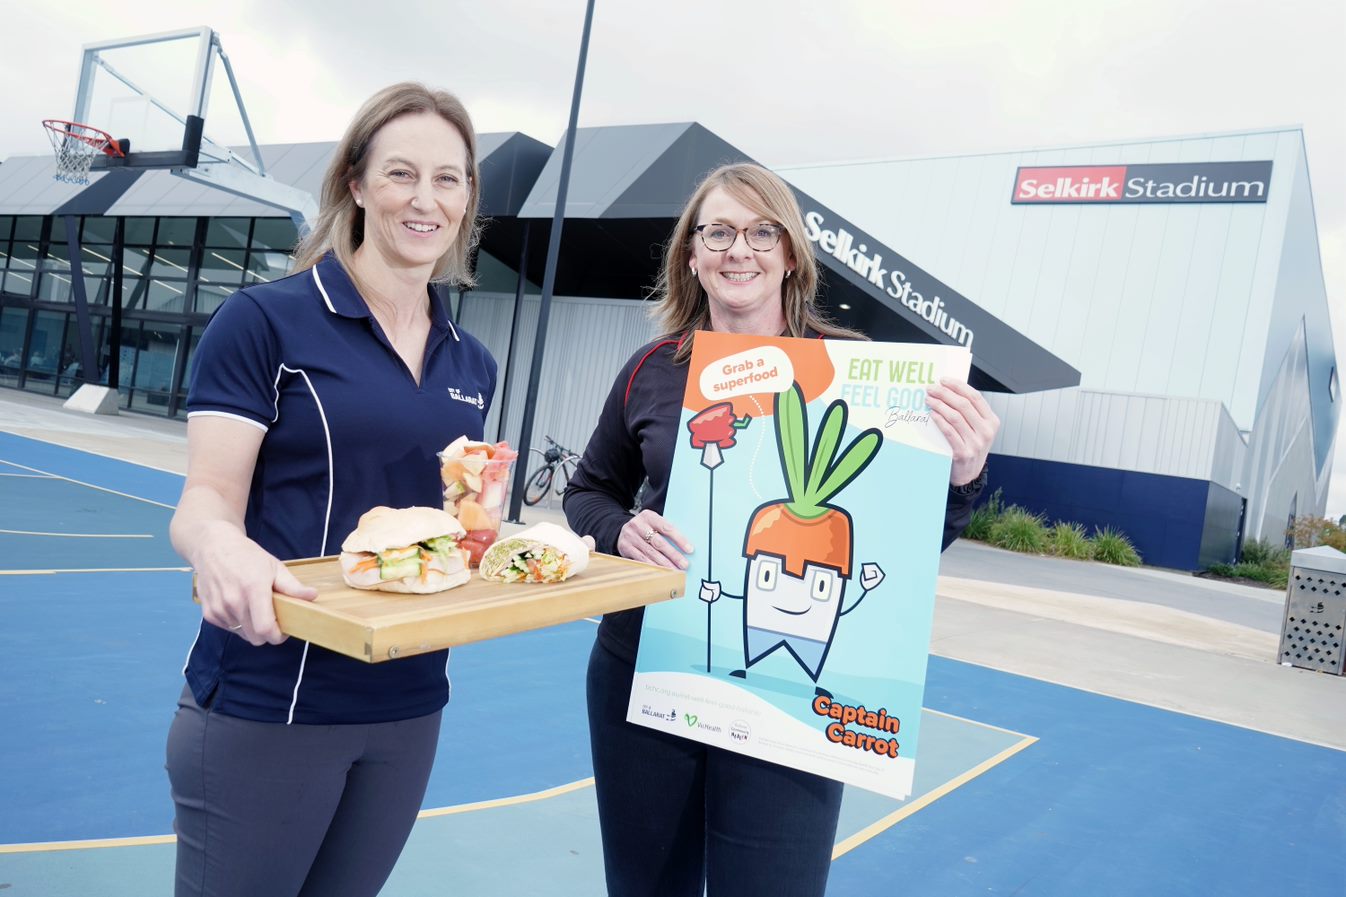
[{"xmin": 565, "ymin": 163, "xmax": 998, "ymax": 896}]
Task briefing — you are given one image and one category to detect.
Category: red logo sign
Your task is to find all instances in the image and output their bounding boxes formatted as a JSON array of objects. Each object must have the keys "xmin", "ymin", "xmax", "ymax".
[{"xmin": 1014, "ymin": 166, "xmax": 1127, "ymax": 202}]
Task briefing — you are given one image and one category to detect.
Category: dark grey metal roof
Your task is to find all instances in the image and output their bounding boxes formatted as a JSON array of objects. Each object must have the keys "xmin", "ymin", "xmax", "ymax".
[
  {"xmin": 0, "ymin": 132, "xmax": 550, "ymax": 220},
  {"xmin": 510, "ymin": 122, "xmax": 1079, "ymax": 393}
]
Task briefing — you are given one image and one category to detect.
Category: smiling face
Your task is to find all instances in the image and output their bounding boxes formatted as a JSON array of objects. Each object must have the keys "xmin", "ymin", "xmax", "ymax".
[
  {"xmin": 690, "ymin": 186, "xmax": 795, "ymax": 333},
  {"xmin": 744, "ymin": 554, "xmax": 845, "ymax": 641},
  {"xmin": 350, "ymin": 111, "xmax": 471, "ymax": 277}
]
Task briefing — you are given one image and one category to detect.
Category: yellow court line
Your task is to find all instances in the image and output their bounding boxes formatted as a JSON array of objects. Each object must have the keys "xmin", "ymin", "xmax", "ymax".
[
  {"xmin": 0, "ymin": 529, "xmax": 153, "ymax": 538},
  {"xmin": 0, "ymin": 459, "xmax": 176, "ymax": 509},
  {"xmin": 831, "ymin": 734, "xmax": 1039, "ymax": 859},
  {"xmin": 0, "ymin": 779, "xmax": 598, "ymax": 854},
  {"xmin": 0, "ymin": 834, "xmax": 176, "ymax": 854},
  {"xmin": 0, "ymin": 567, "xmax": 191, "ymax": 575},
  {"xmin": 417, "ymin": 777, "xmax": 595, "ymax": 818}
]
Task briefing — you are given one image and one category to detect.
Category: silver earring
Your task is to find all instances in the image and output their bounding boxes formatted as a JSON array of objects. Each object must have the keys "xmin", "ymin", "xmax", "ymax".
[{"xmin": 785, "ymin": 269, "xmax": 793, "ymax": 279}]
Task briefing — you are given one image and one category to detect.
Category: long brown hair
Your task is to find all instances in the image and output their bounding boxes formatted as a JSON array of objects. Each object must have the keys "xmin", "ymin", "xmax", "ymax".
[
  {"xmin": 652, "ymin": 163, "xmax": 865, "ymax": 362},
  {"xmin": 293, "ymin": 82, "xmax": 481, "ymax": 287}
]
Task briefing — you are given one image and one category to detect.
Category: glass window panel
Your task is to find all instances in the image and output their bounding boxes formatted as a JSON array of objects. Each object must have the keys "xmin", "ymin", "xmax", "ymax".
[
  {"xmin": 205, "ymin": 218, "xmax": 251, "ymax": 248},
  {"xmin": 0, "ymin": 306, "xmax": 27, "ymax": 386},
  {"xmin": 50, "ymin": 216, "xmax": 69, "ymax": 244},
  {"xmin": 245, "ymin": 251, "xmax": 292, "ymax": 284},
  {"xmin": 151, "ymin": 248, "xmax": 192, "ymax": 279},
  {"xmin": 81, "ymin": 217, "xmax": 116, "ymax": 243},
  {"xmin": 36, "ymin": 270, "xmax": 73, "ymax": 303},
  {"xmin": 144, "ymin": 279, "xmax": 188, "ymax": 313},
  {"xmin": 181, "ymin": 326, "xmax": 203, "ymax": 389},
  {"xmin": 7, "ymin": 239, "xmax": 40, "ymax": 271},
  {"xmin": 0, "ymin": 216, "xmax": 13, "ymax": 241},
  {"xmin": 2, "ymin": 270, "xmax": 35, "ymax": 295},
  {"xmin": 84, "ymin": 275, "xmax": 111, "ymax": 305},
  {"xmin": 56, "ymin": 315, "xmax": 90, "ymax": 390},
  {"xmin": 199, "ymin": 248, "xmax": 247, "ymax": 285},
  {"xmin": 194, "ymin": 283, "xmax": 235, "ymax": 315},
  {"xmin": 123, "ymin": 246, "xmax": 154, "ymax": 277},
  {"xmin": 120, "ymin": 277, "xmax": 149, "ymax": 311},
  {"xmin": 125, "ymin": 217, "xmax": 156, "ymax": 244},
  {"xmin": 130, "ymin": 325, "xmax": 181, "ymax": 394},
  {"xmin": 14, "ymin": 216, "xmax": 42, "ymax": 241},
  {"xmin": 24, "ymin": 310, "xmax": 66, "ymax": 379},
  {"xmin": 156, "ymin": 218, "xmax": 196, "ymax": 247},
  {"xmin": 251, "ymin": 218, "xmax": 298, "ymax": 251}
]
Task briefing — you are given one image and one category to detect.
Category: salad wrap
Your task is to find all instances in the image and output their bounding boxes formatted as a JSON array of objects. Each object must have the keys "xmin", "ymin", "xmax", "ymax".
[{"xmin": 478, "ymin": 522, "xmax": 590, "ymax": 583}]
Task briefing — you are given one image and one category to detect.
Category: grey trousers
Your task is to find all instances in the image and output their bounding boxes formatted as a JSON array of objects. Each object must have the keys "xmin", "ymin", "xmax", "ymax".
[{"xmin": 165, "ymin": 686, "xmax": 441, "ymax": 897}]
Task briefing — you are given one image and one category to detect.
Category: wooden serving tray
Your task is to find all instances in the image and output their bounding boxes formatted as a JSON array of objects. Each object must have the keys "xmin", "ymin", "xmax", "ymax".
[{"xmin": 197, "ymin": 553, "xmax": 684, "ymax": 663}]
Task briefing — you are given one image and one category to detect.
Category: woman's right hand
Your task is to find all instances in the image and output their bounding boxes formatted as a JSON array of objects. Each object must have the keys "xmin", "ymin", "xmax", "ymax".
[
  {"xmin": 191, "ymin": 523, "xmax": 317, "ymax": 646},
  {"xmin": 617, "ymin": 510, "xmax": 693, "ymax": 570}
]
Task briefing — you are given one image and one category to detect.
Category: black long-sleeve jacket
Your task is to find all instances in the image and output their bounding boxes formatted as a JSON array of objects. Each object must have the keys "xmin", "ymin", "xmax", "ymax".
[{"xmin": 564, "ymin": 336, "xmax": 983, "ymax": 664}]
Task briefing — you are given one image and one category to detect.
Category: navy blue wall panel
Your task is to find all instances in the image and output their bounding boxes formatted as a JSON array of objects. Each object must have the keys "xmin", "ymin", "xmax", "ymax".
[{"xmin": 979, "ymin": 454, "xmax": 1226, "ymax": 571}]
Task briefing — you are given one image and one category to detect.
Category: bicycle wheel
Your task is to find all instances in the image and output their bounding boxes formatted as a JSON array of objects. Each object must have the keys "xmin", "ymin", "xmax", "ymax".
[{"xmin": 523, "ymin": 465, "xmax": 554, "ymax": 506}]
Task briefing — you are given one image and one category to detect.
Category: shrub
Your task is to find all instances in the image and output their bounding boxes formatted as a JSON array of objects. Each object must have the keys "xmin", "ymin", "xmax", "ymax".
[
  {"xmin": 990, "ymin": 506, "xmax": 1050, "ymax": 554},
  {"xmin": 1240, "ymin": 537, "xmax": 1290, "ymax": 567},
  {"xmin": 963, "ymin": 488, "xmax": 1004, "ymax": 542},
  {"xmin": 1091, "ymin": 526, "xmax": 1142, "ymax": 566},
  {"xmin": 1231, "ymin": 562, "xmax": 1288, "ymax": 589},
  {"xmin": 1048, "ymin": 521, "xmax": 1093, "ymax": 560},
  {"xmin": 1288, "ymin": 516, "xmax": 1346, "ymax": 552}
]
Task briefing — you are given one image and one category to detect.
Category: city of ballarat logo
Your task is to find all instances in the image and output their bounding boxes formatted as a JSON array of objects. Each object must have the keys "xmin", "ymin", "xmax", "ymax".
[
  {"xmin": 447, "ymin": 387, "xmax": 484, "ymax": 409},
  {"xmin": 641, "ymin": 704, "xmax": 677, "ymax": 722}
]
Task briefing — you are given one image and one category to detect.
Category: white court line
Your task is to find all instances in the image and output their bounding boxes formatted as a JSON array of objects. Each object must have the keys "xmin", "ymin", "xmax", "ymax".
[
  {"xmin": 0, "ymin": 458, "xmax": 176, "ymax": 509},
  {"xmin": 0, "ymin": 472, "xmax": 56, "ymax": 478},
  {"xmin": 0, "ymin": 529, "xmax": 153, "ymax": 539}
]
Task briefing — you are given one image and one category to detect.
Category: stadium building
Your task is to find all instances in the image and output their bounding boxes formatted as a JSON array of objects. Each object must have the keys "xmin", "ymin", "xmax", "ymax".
[{"xmin": 0, "ymin": 124, "xmax": 1334, "ymax": 569}]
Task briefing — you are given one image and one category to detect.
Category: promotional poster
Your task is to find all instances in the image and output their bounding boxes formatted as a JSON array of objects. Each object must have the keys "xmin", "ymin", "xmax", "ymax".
[{"xmin": 628, "ymin": 331, "xmax": 972, "ymax": 798}]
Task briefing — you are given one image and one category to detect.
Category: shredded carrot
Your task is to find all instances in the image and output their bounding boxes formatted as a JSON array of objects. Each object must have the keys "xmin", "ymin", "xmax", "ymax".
[{"xmin": 351, "ymin": 556, "xmax": 379, "ymax": 573}]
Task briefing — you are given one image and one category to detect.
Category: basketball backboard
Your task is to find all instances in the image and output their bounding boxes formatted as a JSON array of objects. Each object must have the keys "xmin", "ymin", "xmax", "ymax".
[{"xmin": 62, "ymin": 27, "xmax": 316, "ymax": 228}]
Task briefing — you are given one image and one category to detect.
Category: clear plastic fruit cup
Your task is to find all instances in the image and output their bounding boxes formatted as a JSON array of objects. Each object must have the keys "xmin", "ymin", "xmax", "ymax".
[{"xmin": 439, "ymin": 453, "xmax": 515, "ymax": 567}]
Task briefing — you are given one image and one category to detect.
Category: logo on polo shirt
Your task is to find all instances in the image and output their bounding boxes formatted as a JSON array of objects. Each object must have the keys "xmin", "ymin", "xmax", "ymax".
[{"xmin": 448, "ymin": 387, "xmax": 484, "ymax": 409}]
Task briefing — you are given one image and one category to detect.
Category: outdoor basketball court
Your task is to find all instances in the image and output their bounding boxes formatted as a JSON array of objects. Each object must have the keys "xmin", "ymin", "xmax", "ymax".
[{"xmin": 1, "ymin": 428, "xmax": 1343, "ymax": 896}]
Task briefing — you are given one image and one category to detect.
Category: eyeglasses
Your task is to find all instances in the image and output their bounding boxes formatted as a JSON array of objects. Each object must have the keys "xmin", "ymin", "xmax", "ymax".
[{"xmin": 693, "ymin": 223, "xmax": 785, "ymax": 252}]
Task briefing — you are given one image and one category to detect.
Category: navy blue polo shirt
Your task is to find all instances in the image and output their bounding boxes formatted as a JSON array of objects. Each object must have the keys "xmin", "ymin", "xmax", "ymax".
[{"xmin": 184, "ymin": 253, "xmax": 496, "ymax": 724}]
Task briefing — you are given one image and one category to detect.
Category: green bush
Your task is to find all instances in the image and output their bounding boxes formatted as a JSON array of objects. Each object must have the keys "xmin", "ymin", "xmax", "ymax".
[
  {"xmin": 1049, "ymin": 521, "xmax": 1093, "ymax": 560},
  {"xmin": 1231, "ymin": 561, "xmax": 1289, "ymax": 589},
  {"xmin": 990, "ymin": 506, "xmax": 1050, "ymax": 554},
  {"xmin": 963, "ymin": 488, "xmax": 1004, "ymax": 542},
  {"xmin": 1240, "ymin": 537, "xmax": 1290, "ymax": 567},
  {"xmin": 1206, "ymin": 563, "xmax": 1237, "ymax": 578},
  {"xmin": 1091, "ymin": 526, "xmax": 1142, "ymax": 566}
]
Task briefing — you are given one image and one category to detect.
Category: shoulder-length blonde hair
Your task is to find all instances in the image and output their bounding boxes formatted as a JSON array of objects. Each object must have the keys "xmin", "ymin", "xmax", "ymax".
[
  {"xmin": 293, "ymin": 82, "xmax": 480, "ymax": 287},
  {"xmin": 653, "ymin": 163, "xmax": 865, "ymax": 362}
]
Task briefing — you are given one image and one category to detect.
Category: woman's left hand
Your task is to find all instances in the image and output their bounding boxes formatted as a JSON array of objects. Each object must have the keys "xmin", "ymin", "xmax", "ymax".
[{"xmin": 926, "ymin": 378, "xmax": 1000, "ymax": 487}]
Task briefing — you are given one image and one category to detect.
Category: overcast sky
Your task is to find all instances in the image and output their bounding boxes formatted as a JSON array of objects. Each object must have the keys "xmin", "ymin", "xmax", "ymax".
[{"xmin": 4, "ymin": 0, "xmax": 1344, "ymax": 516}]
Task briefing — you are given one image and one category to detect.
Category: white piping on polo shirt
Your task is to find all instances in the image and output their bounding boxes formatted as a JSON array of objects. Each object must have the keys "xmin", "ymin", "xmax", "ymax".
[
  {"xmin": 313, "ymin": 259, "xmax": 461, "ymax": 342},
  {"xmin": 186, "ymin": 410, "xmax": 269, "ymax": 432},
  {"xmin": 312, "ymin": 265, "xmax": 337, "ymax": 314},
  {"xmin": 270, "ymin": 362, "xmax": 334, "ymax": 723}
]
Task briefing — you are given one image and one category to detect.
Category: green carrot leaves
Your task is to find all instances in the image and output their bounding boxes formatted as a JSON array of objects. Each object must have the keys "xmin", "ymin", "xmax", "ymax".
[{"xmin": 773, "ymin": 383, "xmax": 882, "ymax": 519}]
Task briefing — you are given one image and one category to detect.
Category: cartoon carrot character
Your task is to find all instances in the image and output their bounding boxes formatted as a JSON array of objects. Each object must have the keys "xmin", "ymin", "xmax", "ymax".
[{"xmin": 703, "ymin": 382, "xmax": 886, "ymax": 695}]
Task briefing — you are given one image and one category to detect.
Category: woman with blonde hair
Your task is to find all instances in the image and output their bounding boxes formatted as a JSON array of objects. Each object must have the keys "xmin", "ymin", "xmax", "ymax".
[
  {"xmin": 565, "ymin": 162, "xmax": 999, "ymax": 896},
  {"xmin": 166, "ymin": 82, "xmax": 496, "ymax": 897}
]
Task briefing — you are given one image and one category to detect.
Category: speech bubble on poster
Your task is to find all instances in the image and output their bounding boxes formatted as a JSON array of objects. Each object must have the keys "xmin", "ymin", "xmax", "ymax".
[{"xmin": 699, "ymin": 346, "xmax": 794, "ymax": 399}]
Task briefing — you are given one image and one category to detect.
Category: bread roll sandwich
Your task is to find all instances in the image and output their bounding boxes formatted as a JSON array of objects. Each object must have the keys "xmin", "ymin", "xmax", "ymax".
[
  {"xmin": 340, "ymin": 506, "xmax": 470, "ymax": 594},
  {"xmin": 478, "ymin": 522, "xmax": 590, "ymax": 584}
]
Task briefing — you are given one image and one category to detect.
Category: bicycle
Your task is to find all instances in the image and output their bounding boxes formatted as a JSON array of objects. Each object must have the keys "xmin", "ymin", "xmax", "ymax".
[{"xmin": 523, "ymin": 435, "xmax": 582, "ymax": 506}]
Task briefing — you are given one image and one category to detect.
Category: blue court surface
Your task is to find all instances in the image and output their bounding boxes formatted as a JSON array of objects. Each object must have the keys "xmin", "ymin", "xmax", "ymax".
[{"xmin": 1, "ymin": 430, "xmax": 1343, "ymax": 896}]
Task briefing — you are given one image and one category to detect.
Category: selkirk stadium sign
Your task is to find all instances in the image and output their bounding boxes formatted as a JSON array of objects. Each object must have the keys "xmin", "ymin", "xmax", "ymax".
[{"xmin": 1012, "ymin": 161, "xmax": 1273, "ymax": 205}]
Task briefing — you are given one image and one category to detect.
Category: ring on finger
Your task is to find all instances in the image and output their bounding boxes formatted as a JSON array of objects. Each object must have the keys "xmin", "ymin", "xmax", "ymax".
[
  {"xmin": 642, "ymin": 527, "xmax": 656, "ymax": 543},
  {"xmin": 229, "ymin": 623, "xmax": 244, "ymax": 631}
]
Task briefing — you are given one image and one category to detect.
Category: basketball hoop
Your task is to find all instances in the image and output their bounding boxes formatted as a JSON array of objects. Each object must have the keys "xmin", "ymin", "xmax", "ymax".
[{"xmin": 42, "ymin": 119, "xmax": 125, "ymax": 186}]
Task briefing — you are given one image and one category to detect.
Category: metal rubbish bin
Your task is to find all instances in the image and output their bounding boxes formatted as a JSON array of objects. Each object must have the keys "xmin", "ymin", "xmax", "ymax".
[{"xmin": 1279, "ymin": 545, "xmax": 1346, "ymax": 675}]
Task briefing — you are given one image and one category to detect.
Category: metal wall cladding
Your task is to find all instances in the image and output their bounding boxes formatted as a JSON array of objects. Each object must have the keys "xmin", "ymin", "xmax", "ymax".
[
  {"xmin": 459, "ymin": 290, "xmax": 657, "ymax": 475},
  {"xmin": 1279, "ymin": 568, "xmax": 1346, "ymax": 674},
  {"xmin": 983, "ymin": 388, "xmax": 1240, "ymax": 486}
]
